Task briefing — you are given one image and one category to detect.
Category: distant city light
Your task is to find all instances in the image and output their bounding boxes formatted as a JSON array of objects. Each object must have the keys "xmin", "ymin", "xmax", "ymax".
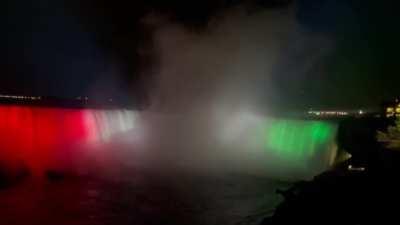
[
  {"xmin": 0, "ymin": 94, "xmax": 116, "ymax": 105},
  {"xmin": 385, "ymin": 101, "xmax": 400, "ymax": 118},
  {"xmin": 348, "ymin": 165, "xmax": 365, "ymax": 171},
  {"xmin": 308, "ymin": 110, "xmax": 349, "ymax": 117},
  {"xmin": 0, "ymin": 94, "xmax": 42, "ymax": 101}
]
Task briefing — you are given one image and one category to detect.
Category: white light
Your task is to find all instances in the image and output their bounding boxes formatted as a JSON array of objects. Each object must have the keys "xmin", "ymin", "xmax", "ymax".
[
  {"xmin": 0, "ymin": 94, "xmax": 41, "ymax": 100},
  {"xmin": 348, "ymin": 164, "xmax": 365, "ymax": 171},
  {"xmin": 348, "ymin": 165, "xmax": 352, "ymax": 169}
]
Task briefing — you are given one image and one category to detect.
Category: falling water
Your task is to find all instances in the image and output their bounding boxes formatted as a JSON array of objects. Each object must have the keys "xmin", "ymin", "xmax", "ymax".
[
  {"xmin": 0, "ymin": 105, "xmax": 136, "ymax": 176},
  {"xmin": 0, "ymin": 104, "xmax": 338, "ymax": 180}
]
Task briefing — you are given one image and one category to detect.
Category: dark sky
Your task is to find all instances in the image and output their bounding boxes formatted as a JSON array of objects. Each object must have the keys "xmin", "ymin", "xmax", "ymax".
[{"xmin": 1, "ymin": 0, "xmax": 398, "ymax": 109}]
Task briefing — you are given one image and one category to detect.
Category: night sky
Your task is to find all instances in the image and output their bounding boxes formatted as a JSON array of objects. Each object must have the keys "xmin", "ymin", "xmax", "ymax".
[{"xmin": 1, "ymin": 0, "xmax": 399, "ymax": 109}]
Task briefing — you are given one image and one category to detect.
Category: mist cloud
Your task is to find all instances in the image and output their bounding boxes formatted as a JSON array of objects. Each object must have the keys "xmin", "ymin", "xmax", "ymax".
[
  {"xmin": 125, "ymin": 5, "xmax": 336, "ymax": 179},
  {"xmin": 142, "ymin": 5, "xmax": 332, "ymax": 113}
]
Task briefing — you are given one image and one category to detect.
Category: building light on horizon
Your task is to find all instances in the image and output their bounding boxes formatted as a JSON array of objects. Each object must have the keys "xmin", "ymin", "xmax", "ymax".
[
  {"xmin": 308, "ymin": 110, "xmax": 349, "ymax": 117},
  {"xmin": 0, "ymin": 94, "xmax": 42, "ymax": 101},
  {"xmin": 385, "ymin": 100, "xmax": 400, "ymax": 118}
]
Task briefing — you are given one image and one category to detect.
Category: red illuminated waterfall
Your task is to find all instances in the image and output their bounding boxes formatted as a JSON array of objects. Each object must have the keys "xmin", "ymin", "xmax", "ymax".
[{"xmin": 0, "ymin": 105, "xmax": 135, "ymax": 176}]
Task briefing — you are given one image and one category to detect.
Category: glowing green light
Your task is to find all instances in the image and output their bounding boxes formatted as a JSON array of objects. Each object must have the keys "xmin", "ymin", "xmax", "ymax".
[{"xmin": 265, "ymin": 120, "xmax": 336, "ymax": 162}]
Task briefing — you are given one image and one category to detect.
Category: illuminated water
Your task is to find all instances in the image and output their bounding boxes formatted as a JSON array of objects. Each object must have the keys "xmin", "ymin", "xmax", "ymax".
[
  {"xmin": 0, "ymin": 105, "xmax": 136, "ymax": 176},
  {"xmin": 0, "ymin": 105, "xmax": 340, "ymax": 225},
  {"xmin": 262, "ymin": 119, "xmax": 338, "ymax": 174},
  {"xmin": 0, "ymin": 105, "xmax": 338, "ymax": 179},
  {"xmin": 0, "ymin": 171, "xmax": 290, "ymax": 225}
]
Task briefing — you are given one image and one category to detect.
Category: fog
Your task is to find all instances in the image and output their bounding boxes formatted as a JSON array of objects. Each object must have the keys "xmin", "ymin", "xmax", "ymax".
[
  {"xmin": 103, "ymin": 5, "xmax": 337, "ymax": 180},
  {"xmin": 0, "ymin": 5, "xmax": 337, "ymax": 181}
]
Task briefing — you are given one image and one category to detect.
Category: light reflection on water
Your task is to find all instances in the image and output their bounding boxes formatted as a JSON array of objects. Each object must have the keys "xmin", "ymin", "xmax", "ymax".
[
  {"xmin": 0, "ymin": 171, "xmax": 289, "ymax": 225},
  {"xmin": 0, "ymin": 106, "xmax": 340, "ymax": 225}
]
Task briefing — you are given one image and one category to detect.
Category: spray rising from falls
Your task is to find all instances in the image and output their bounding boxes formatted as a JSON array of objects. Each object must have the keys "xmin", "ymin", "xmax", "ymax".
[
  {"xmin": 0, "ymin": 5, "xmax": 337, "ymax": 180},
  {"xmin": 136, "ymin": 5, "xmax": 337, "ymax": 179}
]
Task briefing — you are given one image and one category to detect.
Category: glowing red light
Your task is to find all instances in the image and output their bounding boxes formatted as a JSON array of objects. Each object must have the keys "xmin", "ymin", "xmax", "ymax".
[{"xmin": 0, "ymin": 106, "xmax": 95, "ymax": 176}]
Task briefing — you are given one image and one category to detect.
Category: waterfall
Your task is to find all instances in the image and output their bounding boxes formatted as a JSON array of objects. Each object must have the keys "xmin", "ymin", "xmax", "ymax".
[{"xmin": 0, "ymin": 105, "xmax": 136, "ymax": 176}]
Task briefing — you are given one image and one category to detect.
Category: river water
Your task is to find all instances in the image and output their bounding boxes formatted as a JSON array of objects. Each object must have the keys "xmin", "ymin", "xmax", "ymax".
[
  {"xmin": 0, "ymin": 170, "xmax": 289, "ymax": 225},
  {"xmin": 0, "ymin": 106, "xmax": 339, "ymax": 225}
]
